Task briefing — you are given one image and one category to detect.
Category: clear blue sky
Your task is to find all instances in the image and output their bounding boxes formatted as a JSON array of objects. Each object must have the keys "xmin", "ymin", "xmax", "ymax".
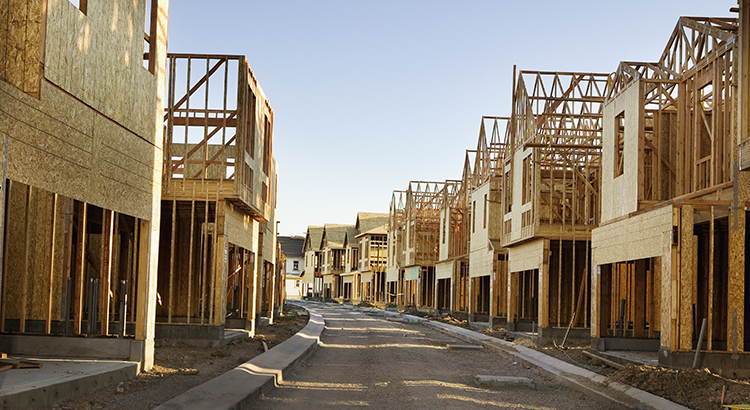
[{"xmin": 166, "ymin": 0, "xmax": 736, "ymax": 237}]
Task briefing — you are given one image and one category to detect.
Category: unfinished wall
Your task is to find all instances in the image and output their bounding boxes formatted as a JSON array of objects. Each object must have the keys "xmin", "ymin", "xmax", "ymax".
[
  {"xmin": 44, "ymin": 0, "xmax": 165, "ymax": 143},
  {"xmin": 508, "ymin": 238, "xmax": 545, "ymax": 273},
  {"xmin": 592, "ymin": 205, "xmax": 673, "ymax": 266},
  {"xmin": 601, "ymin": 79, "xmax": 642, "ymax": 222}
]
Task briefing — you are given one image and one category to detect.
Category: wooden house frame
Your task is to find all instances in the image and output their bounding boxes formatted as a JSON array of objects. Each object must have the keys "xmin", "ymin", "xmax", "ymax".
[
  {"xmin": 0, "ymin": 0, "xmax": 168, "ymax": 370},
  {"xmin": 435, "ymin": 178, "xmax": 468, "ymax": 316},
  {"xmin": 399, "ymin": 181, "xmax": 444, "ymax": 310},
  {"xmin": 503, "ymin": 70, "xmax": 608, "ymax": 343},
  {"xmin": 386, "ymin": 191, "xmax": 406, "ymax": 307},
  {"xmin": 467, "ymin": 117, "xmax": 510, "ymax": 326},
  {"xmin": 590, "ymin": 13, "xmax": 750, "ymax": 374},
  {"xmin": 157, "ymin": 53, "xmax": 276, "ymax": 342}
]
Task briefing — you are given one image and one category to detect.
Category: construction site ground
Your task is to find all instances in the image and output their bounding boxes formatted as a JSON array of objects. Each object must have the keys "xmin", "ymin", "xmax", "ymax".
[
  {"xmin": 433, "ymin": 314, "xmax": 750, "ymax": 410},
  {"xmin": 43, "ymin": 308, "xmax": 309, "ymax": 410}
]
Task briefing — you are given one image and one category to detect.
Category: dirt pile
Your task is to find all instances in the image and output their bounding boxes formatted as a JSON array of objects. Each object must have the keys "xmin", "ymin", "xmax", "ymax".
[{"xmin": 609, "ymin": 365, "xmax": 750, "ymax": 410}]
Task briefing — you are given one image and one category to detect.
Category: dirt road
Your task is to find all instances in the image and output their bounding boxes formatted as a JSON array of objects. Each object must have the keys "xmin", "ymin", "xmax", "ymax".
[{"xmin": 250, "ymin": 302, "xmax": 609, "ymax": 409}]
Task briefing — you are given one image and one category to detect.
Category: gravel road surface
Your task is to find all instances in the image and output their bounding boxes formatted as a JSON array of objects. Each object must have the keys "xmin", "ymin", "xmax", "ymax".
[{"xmin": 250, "ymin": 302, "xmax": 609, "ymax": 409}]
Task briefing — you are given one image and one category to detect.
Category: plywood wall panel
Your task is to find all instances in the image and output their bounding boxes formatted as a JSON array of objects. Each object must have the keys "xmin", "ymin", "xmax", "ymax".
[
  {"xmin": 224, "ymin": 202, "xmax": 254, "ymax": 251},
  {"xmin": 22, "ymin": 0, "xmax": 44, "ymax": 96},
  {"xmin": 508, "ymin": 238, "xmax": 544, "ymax": 273},
  {"xmin": 44, "ymin": 0, "xmax": 163, "ymax": 143},
  {"xmin": 592, "ymin": 205, "xmax": 673, "ymax": 266}
]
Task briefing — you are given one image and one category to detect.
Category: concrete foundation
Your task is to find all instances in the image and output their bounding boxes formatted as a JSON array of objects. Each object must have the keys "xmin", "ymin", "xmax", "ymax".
[
  {"xmin": 154, "ymin": 324, "xmax": 225, "ymax": 348},
  {"xmin": 593, "ymin": 337, "xmax": 660, "ymax": 352},
  {"xmin": 490, "ymin": 316, "xmax": 508, "ymax": 329},
  {"xmin": 658, "ymin": 348, "xmax": 750, "ymax": 378},
  {"xmin": 0, "ymin": 335, "xmax": 146, "ymax": 364}
]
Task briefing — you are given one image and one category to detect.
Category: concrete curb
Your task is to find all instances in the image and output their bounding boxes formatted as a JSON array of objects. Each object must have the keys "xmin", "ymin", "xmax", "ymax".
[
  {"xmin": 422, "ymin": 318, "xmax": 689, "ymax": 410},
  {"xmin": 153, "ymin": 303, "xmax": 324, "ymax": 410}
]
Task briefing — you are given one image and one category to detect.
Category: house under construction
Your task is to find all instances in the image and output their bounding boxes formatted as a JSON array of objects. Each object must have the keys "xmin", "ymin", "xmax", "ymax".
[
  {"xmin": 0, "ymin": 0, "xmax": 169, "ymax": 370},
  {"xmin": 156, "ymin": 53, "xmax": 277, "ymax": 344},
  {"xmin": 467, "ymin": 117, "xmax": 510, "ymax": 326},
  {"xmin": 503, "ymin": 70, "xmax": 608, "ymax": 343},
  {"xmin": 590, "ymin": 14, "xmax": 750, "ymax": 375}
]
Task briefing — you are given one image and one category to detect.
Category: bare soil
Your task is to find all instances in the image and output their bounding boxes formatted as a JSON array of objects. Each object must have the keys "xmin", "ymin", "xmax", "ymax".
[
  {"xmin": 479, "ymin": 327, "xmax": 750, "ymax": 410},
  {"xmin": 46, "ymin": 309, "xmax": 308, "ymax": 410}
]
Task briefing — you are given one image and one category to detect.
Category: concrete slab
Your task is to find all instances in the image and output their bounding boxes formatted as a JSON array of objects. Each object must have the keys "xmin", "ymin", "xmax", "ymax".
[
  {"xmin": 153, "ymin": 301, "xmax": 324, "ymax": 410},
  {"xmin": 0, "ymin": 357, "xmax": 137, "ymax": 410}
]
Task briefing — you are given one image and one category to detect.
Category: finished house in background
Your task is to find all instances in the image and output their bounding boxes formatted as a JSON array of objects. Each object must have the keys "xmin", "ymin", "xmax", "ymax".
[
  {"xmin": 156, "ymin": 53, "xmax": 277, "ymax": 345},
  {"xmin": 0, "ymin": 0, "xmax": 168, "ymax": 370},
  {"xmin": 302, "ymin": 225, "xmax": 324, "ymax": 297},
  {"xmin": 590, "ymin": 15, "xmax": 750, "ymax": 374},
  {"xmin": 320, "ymin": 224, "xmax": 352, "ymax": 299},
  {"xmin": 279, "ymin": 236, "xmax": 306, "ymax": 299}
]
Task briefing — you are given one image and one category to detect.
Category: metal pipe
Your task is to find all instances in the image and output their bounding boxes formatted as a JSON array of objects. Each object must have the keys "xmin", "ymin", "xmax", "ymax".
[{"xmin": 693, "ymin": 318, "xmax": 708, "ymax": 368}]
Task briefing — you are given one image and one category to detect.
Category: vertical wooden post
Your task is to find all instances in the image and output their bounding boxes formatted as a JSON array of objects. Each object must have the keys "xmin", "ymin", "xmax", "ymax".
[
  {"xmin": 73, "ymin": 201, "xmax": 87, "ymax": 335},
  {"xmin": 99, "ymin": 210, "xmax": 113, "ymax": 336},
  {"xmin": 19, "ymin": 185, "xmax": 31, "ymax": 333},
  {"xmin": 633, "ymin": 259, "xmax": 647, "ymax": 338},
  {"xmin": 62, "ymin": 197, "xmax": 74, "ymax": 330},
  {"xmin": 707, "ymin": 207, "xmax": 715, "ymax": 350},
  {"xmin": 135, "ymin": 219, "xmax": 151, "ymax": 341},
  {"xmin": 200, "ymin": 195, "xmax": 209, "ymax": 325},
  {"xmin": 187, "ymin": 195, "xmax": 196, "ymax": 323},
  {"xmin": 539, "ymin": 239, "xmax": 550, "ymax": 328},
  {"xmin": 679, "ymin": 205, "xmax": 695, "ymax": 350},
  {"xmin": 168, "ymin": 199, "xmax": 176, "ymax": 323},
  {"xmin": 45, "ymin": 194, "xmax": 59, "ymax": 334}
]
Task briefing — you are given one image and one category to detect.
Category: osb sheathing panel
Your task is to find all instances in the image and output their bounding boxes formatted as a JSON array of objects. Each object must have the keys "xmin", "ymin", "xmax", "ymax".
[
  {"xmin": 469, "ymin": 246, "xmax": 492, "ymax": 279},
  {"xmin": 660, "ymin": 217, "xmax": 675, "ymax": 350},
  {"xmin": 435, "ymin": 260, "xmax": 452, "ymax": 280},
  {"xmin": 469, "ymin": 182, "xmax": 490, "ymax": 253},
  {"xmin": 601, "ymin": 79, "xmax": 642, "ymax": 222},
  {"xmin": 3, "ymin": 183, "xmax": 65, "ymax": 321},
  {"xmin": 0, "ymin": 79, "xmax": 155, "ymax": 220},
  {"xmin": 224, "ymin": 202, "xmax": 255, "ymax": 251},
  {"xmin": 508, "ymin": 148, "xmax": 533, "ymax": 243},
  {"xmin": 438, "ymin": 209, "xmax": 449, "ymax": 261},
  {"xmin": 508, "ymin": 238, "xmax": 544, "ymax": 273},
  {"xmin": 44, "ymin": 0, "xmax": 167, "ymax": 144},
  {"xmin": 591, "ymin": 205, "xmax": 673, "ymax": 266},
  {"xmin": 385, "ymin": 266, "xmax": 399, "ymax": 283},
  {"xmin": 0, "ymin": 0, "xmax": 44, "ymax": 96},
  {"xmin": 678, "ymin": 206, "xmax": 694, "ymax": 350},
  {"xmin": 728, "ymin": 209, "xmax": 745, "ymax": 352}
]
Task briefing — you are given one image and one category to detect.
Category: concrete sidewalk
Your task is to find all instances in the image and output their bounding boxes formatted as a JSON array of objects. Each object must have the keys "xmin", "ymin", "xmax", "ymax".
[
  {"xmin": 153, "ymin": 302, "xmax": 324, "ymax": 410},
  {"xmin": 0, "ymin": 357, "xmax": 138, "ymax": 409}
]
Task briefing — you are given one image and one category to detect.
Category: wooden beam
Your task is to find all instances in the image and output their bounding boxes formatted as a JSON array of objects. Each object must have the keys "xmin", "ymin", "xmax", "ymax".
[
  {"xmin": 168, "ymin": 200, "xmax": 176, "ymax": 323},
  {"xmin": 99, "ymin": 210, "xmax": 113, "ymax": 336},
  {"xmin": 45, "ymin": 194, "xmax": 59, "ymax": 334},
  {"xmin": 73, "ymin": 202, "xmax": 87, "ymax": 335}
]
